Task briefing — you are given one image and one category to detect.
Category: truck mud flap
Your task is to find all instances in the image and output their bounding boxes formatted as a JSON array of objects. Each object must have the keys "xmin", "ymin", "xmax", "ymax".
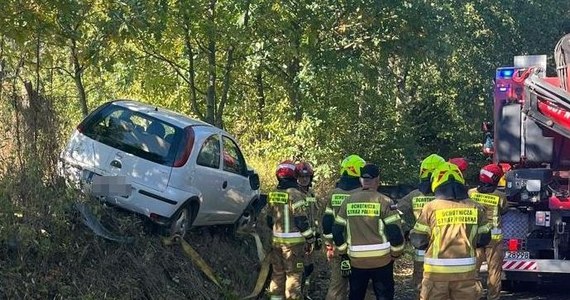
[{"xmin": 74, "ymin": 203, "xmax": 134, "ymax": 243}]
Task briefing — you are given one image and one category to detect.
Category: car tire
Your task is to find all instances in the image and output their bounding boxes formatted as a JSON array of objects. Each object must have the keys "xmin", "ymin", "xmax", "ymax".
[
  {"xmin": 233, "ymin": 204, "xmax": 256, "ymax": 234},
  {"xmin": 169, "ymin": 204, "xmax": 196, "ymax": 238}
]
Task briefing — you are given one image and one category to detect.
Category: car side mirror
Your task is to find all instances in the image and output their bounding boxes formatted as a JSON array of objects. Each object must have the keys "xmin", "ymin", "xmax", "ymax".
[{"xmin": 248, "ymin": 171, "xmax": 260, "ymax": 190}]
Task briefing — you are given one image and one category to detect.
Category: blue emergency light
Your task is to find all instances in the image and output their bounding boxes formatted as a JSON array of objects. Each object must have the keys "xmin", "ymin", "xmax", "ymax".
[{"xmin": 496, "ymin": 68, "xmax": 515, "ymax": 79}]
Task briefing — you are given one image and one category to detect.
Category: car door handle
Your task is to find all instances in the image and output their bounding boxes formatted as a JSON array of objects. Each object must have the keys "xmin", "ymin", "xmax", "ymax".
[
  {"xmin": 110, "ymin": 159, "xmax": 122, "ymax": 169},
  {"xmin": 222, "ymin": 181, "xmax": 228, "ymax": 189}
]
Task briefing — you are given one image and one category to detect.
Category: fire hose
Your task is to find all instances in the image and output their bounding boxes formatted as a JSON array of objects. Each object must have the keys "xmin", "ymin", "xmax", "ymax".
[
  {"xmin": 162, "ymin": 234, "xmax": 222, "ymax": 288},
  {"xmin": 76, "ymin": 202, "xmax": 270, "ymax": 297}
]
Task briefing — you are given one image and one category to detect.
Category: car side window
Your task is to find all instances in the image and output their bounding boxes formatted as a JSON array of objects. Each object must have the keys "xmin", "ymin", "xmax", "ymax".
[
  {"xmin": 222, "ymin": 136, "xmax": 246, "ymax": 176},
  {"xmin": 196, "ymin": 135, "xmax": 220, "ymax": 169}
]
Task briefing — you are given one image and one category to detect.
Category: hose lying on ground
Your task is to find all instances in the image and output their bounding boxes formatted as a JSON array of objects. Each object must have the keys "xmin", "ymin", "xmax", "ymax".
[
  {"xmin": 243, "ymin": 248, "xmax": 272, "ymax": 299},
  {"xmin": 162, "ymin": 235, "xmax": 222, "ymax": 288}
]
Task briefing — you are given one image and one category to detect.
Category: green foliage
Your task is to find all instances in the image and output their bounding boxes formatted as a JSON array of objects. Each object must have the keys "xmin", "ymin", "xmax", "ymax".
[
  {"xmin": 1, "ymin": 0, "xmax": 570, "ymax": 296},
  {"xmin": 1, "ymin": 0, "xmax": 568, "ymax": 183}
]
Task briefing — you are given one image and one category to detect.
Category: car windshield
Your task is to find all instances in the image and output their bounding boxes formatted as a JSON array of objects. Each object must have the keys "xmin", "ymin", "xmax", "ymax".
[{"xmin": 81, "ymin": 104, "xmax": 182, "ymax": 166}]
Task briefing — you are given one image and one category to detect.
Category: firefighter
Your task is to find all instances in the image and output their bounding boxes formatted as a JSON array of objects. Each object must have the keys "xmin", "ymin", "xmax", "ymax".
[
  {"xmin": 448, "ymin": 157, "xmax": 469, "ymax": 174},
  {"xmin": 322, "ymin": 154, "xmax": 366, "ymax": 300},
  {"xmin": 469, "ymin": 164, "xmax": 507, "ymax": 300},
  {"xmin": 295, "ymin": 161, "xmax": 319, "ymax": 231},
  {"xmin": 410, "ymin": 162, "xmax": 492, "ymax": 300},
  {"xmin": 267, "ymin": 161, "xmax": 316, "ymax": 300},
  {"xmin": 332, "ymin": 163, "xmax": 405, "ymax": 300},
  {"xmin": 294, "ymin": 161, "xmax": 322, "ymax": 293},
  {"xmin": 397, "ymin": 154, "xmax": 445, "ymax": 298}
]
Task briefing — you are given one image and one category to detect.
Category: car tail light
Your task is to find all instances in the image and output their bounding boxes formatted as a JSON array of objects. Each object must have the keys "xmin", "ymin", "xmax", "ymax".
[
  {"xmin": 150, "ymin": 213, "xmax": 159, "ymax": 222},
  {"xmin": 535, "ymin": 211, "xmax": 550, "ymax": 226},
  {"xmin": 77, "ymin": 123, "xmax": 84, "ymax": 133},
  {"xmin": 508, "ymin": 239, "xmax": 520, "ymax": 251},
  {"xmin": 173, "ymin": 126, "xmax": 195, "ymax": 167}
]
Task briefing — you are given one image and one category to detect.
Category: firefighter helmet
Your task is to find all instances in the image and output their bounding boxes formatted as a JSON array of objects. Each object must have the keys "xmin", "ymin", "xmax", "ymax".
[
  {"xmin": 431, "ymin": 162, "xmax": 465, "ymax": 191},
  {"xmin": 276, "ymin": 160, "xmax": 296, "ymax": 179},
  {"xmin": 419, "ymin": 154, "xmax": 445, "ymax": 179},
  {"xmin": 295, "ymin": 161, "xmax": 314, "ymax": 177},
  {"xmin": 479, "ymin": 164, "xmax": 504, "ymax": 185},
  {"xmin": 448, "ymin": 157, "xmax": 468, "ymax": 172},
  {"xmin": 340, "ymin": 154, "xmax": 366, "ymax": 177}
]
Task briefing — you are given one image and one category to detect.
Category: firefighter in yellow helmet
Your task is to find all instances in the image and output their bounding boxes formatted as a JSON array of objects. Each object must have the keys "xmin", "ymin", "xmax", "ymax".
[
  {"xmin": 332, "ymin": 163, "xmax": 405, "ymax": 300},
  {"xmin": 410, "ymin": 162, "xmax": 491, "ymax": 300},
  {"xmin": 396, "ymin": 154, "xmax": 445, "ymax": 298},
  {"xmin": 267, "ymin": 161, "xmax": 315, "ymax": 300},
  {"xmin": 469, "ymin": 164, "xmax": 508, "ymax": 300},
  {"xmin": 322, "ymin": 154, "xmax": 365, "ymax": 300}
]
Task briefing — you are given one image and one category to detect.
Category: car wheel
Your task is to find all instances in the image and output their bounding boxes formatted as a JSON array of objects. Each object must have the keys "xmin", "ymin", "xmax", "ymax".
[
  {"xmin": 234, "ymin": 205, "xmax": 255, "ymax": 233},
  {"xmin": 169, "ymin": 206, "xmax": 192, "ymax": 238}
]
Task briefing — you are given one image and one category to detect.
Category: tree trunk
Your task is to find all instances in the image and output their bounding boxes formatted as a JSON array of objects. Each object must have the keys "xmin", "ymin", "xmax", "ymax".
[
  {"xmin": 287, "ymin": 56, "xmax": 302, "ymax": 121},
  {"xmin": 205, "ymin": 0, "xmax": 217, "ymax": 126},
  {"xmin": 255, "ymin": 67, "xmax": 265, "ymax": 125},
  {"xmin": 287, "ymin": 22, "xmax": 302, "ymax": 121},
  {"xmin": 71, "ymin": 39, "xmax": 88, "ymax": 117},
  {"xmin": 182, "ymin": 10, "xmax": 204, "ymax": 121},
  {"xmin": 217, "ymin": 45, "xmax": 234, "ymax": 129},
  {"xmin": 255, "ymin": 67, "xmax": 266, "ymax": 139}
]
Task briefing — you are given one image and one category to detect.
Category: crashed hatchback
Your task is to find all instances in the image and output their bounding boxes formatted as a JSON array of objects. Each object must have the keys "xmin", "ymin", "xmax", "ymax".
[{"xmin": 58, "ymin": 100, "xmax": 261, "ymax": 236}]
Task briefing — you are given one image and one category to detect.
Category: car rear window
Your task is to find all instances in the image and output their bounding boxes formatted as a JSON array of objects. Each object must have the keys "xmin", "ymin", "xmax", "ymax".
[{"xmin": 80, "ymin": 104, "xmax": 183, "ymax": 166}]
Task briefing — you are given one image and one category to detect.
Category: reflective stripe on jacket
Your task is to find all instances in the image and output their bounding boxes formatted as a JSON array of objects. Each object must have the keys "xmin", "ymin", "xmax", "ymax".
[
  {"xmin": 322, "ymin": 187, "xmax": 360, "ymax": 240},
  {"xmin": 268, "ymin": 188, "xmax": 311, "ymax": 245},
  {"xmin": 334, "ymin": 189, "xmax": 404, "ymax": 269},
  {"xmin": 411, "ymin": 198, "xmax": 489, "ymax": 281},
  {"xmin": 397, "ymin": 189, "xmax": 436, "ymax": 230},
  {"xmin": 468, "ymin": 189, "xmax": 507, "ymax": 241},
  {"xmin": 397, "ymin": 189, "xmax": 434, "ymax": 262}
]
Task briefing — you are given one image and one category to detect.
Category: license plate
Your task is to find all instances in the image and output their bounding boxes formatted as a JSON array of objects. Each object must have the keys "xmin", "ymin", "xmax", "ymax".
[
  {"xmin": 504, "ymin": 251, "xmax": 530, "ymax": 260},
  {"xmin": 81, "ymin": 169, "xmax": 97, "ymax": 183}
]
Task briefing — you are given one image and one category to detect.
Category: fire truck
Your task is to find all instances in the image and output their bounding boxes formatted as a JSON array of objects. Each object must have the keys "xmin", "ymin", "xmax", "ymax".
[{"xmin": 482, "ymin": 34, "xmax": 570, "ymax": 283}]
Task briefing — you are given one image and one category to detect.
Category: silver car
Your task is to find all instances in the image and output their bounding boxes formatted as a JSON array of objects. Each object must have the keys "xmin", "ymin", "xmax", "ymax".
[{"xmin": 58, "ymin": 100, "xmax": 261, "ymax": 236}]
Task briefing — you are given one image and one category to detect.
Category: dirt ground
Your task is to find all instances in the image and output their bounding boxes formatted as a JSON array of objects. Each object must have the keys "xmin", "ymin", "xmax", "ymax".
[
  {"xmin": 5, "ymin": 199, "xmax": 568, "ymax": 300},
  {"xmin": 307, "ymin": 248, "xmax": 416, "ymax": 300}
]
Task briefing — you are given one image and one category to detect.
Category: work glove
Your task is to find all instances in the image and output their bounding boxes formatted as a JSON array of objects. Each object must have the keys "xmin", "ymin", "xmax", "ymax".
[
  {"xmin": 325, "ymin": 244, "xmax": 335, "ymax": 261},
  {"xmin": 340, "ymin": 254, "xmax": 351, "ymax": 278},
  {"xmin": 305, "ymin": 235, "xmax": 316, "ymax": 254}
]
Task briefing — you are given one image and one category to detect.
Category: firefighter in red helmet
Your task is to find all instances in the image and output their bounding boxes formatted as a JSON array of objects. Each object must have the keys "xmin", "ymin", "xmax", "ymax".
[
  {"xmin": 469, "ymin": 164, "xmax": 508, "ymax": 300},
  {"xmin": 449, "ymin": 157, "xmax": 469, "ymax": 173},
  {"xmin": 267, "ymin": 160, "xmax": 315, "ymax": 299}
]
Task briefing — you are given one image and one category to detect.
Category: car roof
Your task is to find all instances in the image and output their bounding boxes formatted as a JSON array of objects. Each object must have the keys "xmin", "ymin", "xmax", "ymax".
[{"xmin": 111, "ymin": 99, "xmax": 213, "ymax": 129}]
